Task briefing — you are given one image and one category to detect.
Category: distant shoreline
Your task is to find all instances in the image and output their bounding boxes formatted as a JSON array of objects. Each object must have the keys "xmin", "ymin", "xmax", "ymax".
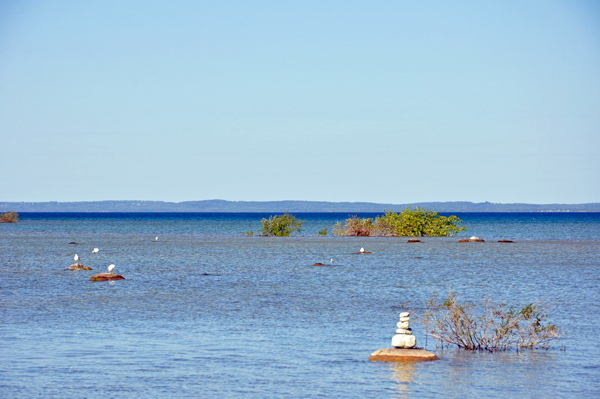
[{"xmin": 2, "ymin": 200, "xmax": 599, "ymax": 213}]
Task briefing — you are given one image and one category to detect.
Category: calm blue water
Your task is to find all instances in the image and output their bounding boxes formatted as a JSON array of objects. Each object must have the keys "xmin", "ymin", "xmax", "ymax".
[{"xmin": 1, "ymin": 212, "xmax": 599, "ymax": 398}]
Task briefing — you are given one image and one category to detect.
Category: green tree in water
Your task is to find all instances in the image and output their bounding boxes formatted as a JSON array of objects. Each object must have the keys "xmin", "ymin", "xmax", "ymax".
[{"xmin": 261, "ymin": 212, "xmax": 303, "ymax": 236}]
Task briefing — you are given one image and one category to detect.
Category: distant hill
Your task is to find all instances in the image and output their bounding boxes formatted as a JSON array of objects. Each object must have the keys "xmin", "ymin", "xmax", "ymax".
[{"xmin": 1, "ymin": 200, "xmax": 599, "ymax": 212}]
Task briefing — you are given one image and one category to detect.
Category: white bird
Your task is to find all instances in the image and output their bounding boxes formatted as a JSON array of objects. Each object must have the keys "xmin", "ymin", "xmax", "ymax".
[
  {"xmin": 74, "ymin": 254, "xmax": 79, "ymax": 263},
  {"xmin": 108, "ymin": 264, "xmax": 115, "ymax": 273},
  {"xmin": 360, "ymin": 247, "xmax": 365, "ymax": 253},
  {"xmin": 330, "ymin": 258, "xmax": 333, "ymax": 264},
  {"xmin": 92, "ymin": 248, "xmax": 99, "ymax": 254},
  {"xmin": 155, "ymin": 236, "xmax": 158, "ymax": 242}
]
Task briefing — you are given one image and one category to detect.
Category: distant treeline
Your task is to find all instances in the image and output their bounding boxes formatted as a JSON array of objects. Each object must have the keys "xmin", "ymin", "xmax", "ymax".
[{"xmin": 1, "ymin": 200, "xmax": 599, "ymax": 213}]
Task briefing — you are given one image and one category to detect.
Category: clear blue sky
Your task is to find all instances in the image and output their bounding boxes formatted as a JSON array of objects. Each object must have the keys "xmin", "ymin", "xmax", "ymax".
[{"xmin": 1, "ymin": 0, "xmax": 599, "ymax": 204}]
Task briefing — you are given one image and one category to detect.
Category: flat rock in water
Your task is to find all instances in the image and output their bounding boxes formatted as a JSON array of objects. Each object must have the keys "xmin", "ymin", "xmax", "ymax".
[
  {"xmin": 68, "ymin": 263, "xmax": 92, "ymax": 270},
  {"xmin": 407, "ymin": 239, "xmax": 421, "ymax": 243},
  {"xmin": 353, "ymin": 252, "xmax": 372, "ymax": 254},
  {"xmin": 90, "ymin": 273, "xmax": 125, "ymax": 282},
  {"xmin": 458, "ymin": 239, "xmax": 470, "ymax": 243},
  {"xmin": 369, "ymin": 348, "xmax": 439, "ymax": 362},
  {"xmin": 469, "ymin": 236, "xmax": 485, "ymax": 242},
  {"xmin": 498, "ymin": 239, "xmax": 514, "ymax": 243},
  {"xmin": 312, "ymin": 263, "xmax": 327, "ymax": 266}
]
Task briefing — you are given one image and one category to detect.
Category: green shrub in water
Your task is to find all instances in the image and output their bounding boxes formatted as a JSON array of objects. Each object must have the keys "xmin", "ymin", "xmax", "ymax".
[{"xmin": 260, "ymin": 212, "xmax": 303, "ymax": 236}]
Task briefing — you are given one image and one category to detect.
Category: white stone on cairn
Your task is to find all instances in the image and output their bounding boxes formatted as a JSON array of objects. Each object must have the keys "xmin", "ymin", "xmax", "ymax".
[
  {"xmin": 392, "ymin": 334, "xmax": 416, "ymax": 349},
  {"xmin": 391, "ymin": 311, "xmax": 416, "ymax": 349}
]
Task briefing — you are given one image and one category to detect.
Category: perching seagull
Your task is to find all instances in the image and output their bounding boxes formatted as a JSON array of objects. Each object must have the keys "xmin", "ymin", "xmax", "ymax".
[
  {"xmin": 92, "ymin": 248, "xmax": 99, "ymax": 254},
  {"xmin": 155, "ymin": 236, "xmax": 158, "ymax": 242},
  {"xmin": 360, "ymin": 247, "xmax": 365, "ymax": 253},
  {"xmin": 108, "ymin": 264, "xmax": 115, "ymax": 273},
  {"xmin": 330, "ymin": 258, "xmax": 333, "ymax": 264},
  {"xmin": 74, "ymin": 254, "xmax": 79, "ymax": 263}
]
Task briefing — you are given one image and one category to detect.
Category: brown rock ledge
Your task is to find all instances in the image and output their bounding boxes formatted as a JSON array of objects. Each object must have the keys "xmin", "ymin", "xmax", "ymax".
[
  {"xmin": 369, "ymin": 348, "xmax": 439, "ymax": 362},
  {"xmin": 68, "ymin": 264, "xmax": 92, "ymax": 270},
  {"xmin": 407, "ymin": 239, "xmax": 421, "ymax": 243},
  {"xmin": 90, "ymin": 273, "xmax": 125, "ymax": 282}
]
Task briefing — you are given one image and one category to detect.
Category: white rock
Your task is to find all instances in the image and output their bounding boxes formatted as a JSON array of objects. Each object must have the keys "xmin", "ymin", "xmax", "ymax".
[
  {"xmin": 399, "ymin": 317, "xmax": 410, "ymax": 322},
  {"xmin": 391, "ymin": 334, "xmax": 416, "ymax": 349},
  {"xmin": 397, "ymin": 321, "xmax": 410, "ymax": 329},
  {"xmin": 396, "ymin": 328, "xmax": 412, "ymax": 335},
  {"xmin": 399, "ymin": 312, "xmax": 410, "ymax": 318}
]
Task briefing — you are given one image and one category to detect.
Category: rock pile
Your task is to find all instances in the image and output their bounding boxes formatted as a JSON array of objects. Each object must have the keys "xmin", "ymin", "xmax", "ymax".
[{"xmin": 391, "ymin": 312, "xmax": 416, "ymax": 349}]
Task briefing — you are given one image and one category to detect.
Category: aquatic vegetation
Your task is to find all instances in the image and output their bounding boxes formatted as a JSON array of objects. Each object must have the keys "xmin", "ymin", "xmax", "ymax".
[
  {"xmin": 0, "ymin": 211, "xmax": 19, "ymax": 223},
  {"xmin": 317, "ymin": 226, "xmax": 328, "ymax": 236},
  {"xmin": 333, "ymin": 215, "xmax": 374, "ymax": 236},
  {"xmin": 414, "ymin": 289, "xmax": 563, "ymax": 352},
  {"xmin": 260, "ymin": 212, "xmax": 303, "ymax": 236},
  {"xmin": 245, "ymin": 231, "xmax": 254, "ymax": 236},
  {"xmin": 334, "ymin": 207, "xmax": 466, "ymax": 237}
]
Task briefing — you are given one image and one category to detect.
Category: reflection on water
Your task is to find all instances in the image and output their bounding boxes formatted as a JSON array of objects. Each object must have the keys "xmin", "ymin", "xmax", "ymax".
[{"xmin": 389, "ymin": 361, "xmax": 417, "ymax": 398}]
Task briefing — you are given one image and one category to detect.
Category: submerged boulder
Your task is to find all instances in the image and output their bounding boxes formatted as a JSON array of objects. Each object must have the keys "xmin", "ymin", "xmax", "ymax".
[
  {"xmin": 369, "ymin": 348, "xmax": 439, "ymax": 362},
  {"xmin": 312, "ymin": 263, "xmax": 327, "ymax": 266},
  {"xmin": 498, "ymin": 239, "xmax": 514, "ymax": 243},
  {"xmin": 407, "ymin": 239, "xmax": 421, "ymax": 243},
  {"xmin": 458, "ymin": 239, "xmax": 470, "ymax": 243},
  {"xmin": 68, "ymin": 263, "xmax": 92, "ymax": 270},
  {"xmin": 90, "ymin": 273, "xmax": 125, "ymax": 282}
]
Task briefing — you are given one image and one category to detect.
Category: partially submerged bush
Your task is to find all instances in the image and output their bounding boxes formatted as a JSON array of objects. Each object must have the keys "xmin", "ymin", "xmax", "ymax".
[
  {"xmin": 0, "ymin": 211, "xmax": 19, "ymax": 223},
  {"xmin": 317, "ymin": 226, "xmax": 328, "ymax": 236},
  {"xmin": 260, "ymin": 212, "xmax": 303, "ymax": 236},
  {"xmin": 413, "ymin": 289, "xmax": 563, "ymax": 352},
  {"xmin": 374, "ymin": 207, "xmax": 466, "ymax": 237},
  {"xmin": 333, "ymin": 207, "xmax": 466, "ymax": 237},
  {"xmin": 245, "ymin": 231, "xmax": 254, "ymax": 236},
  {"xmin": 333, "ymin": 215, "xmax": 374, "ymax": 236}
]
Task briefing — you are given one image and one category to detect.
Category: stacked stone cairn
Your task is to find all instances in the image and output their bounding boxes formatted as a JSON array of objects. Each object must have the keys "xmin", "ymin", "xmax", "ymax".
[{"xmin": 391, "ymin": 312, "xmax": 416, "ymax": 349}]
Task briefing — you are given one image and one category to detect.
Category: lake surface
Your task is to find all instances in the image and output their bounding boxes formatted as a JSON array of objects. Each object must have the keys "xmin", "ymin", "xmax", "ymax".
[{"xmin": 1, "ymin": 212, "xmax": 599, "ymax": 398}]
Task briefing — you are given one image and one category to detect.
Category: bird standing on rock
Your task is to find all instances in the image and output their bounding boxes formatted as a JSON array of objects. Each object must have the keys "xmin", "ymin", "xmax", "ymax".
[
  {"xmin": 92, "ymin": 248, "xmax": 99, "ymax": 254},
  {"xmin": 108, "ymin": 264, "xmax": 115, "ymax": 273},
  {"xmin": 360, "ymin": 247, "xmax": 365, "ymax": 253},
  {"xmin": 74, "ymin": 254, "xmax": 79, "ymax": 264}
]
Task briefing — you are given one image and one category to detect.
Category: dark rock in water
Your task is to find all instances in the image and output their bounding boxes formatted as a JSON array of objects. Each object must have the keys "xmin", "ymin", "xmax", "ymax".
[
  {"xmin": 407, "ymin": 239, "xmax": 421, "ymax": 243},
  {"xmin": 90, "ymin": 273, "xmax": 125, "ymax": 281},
  {"xmin": 312, "ymin": 263, "xmax": 327, "ymax": 266},
  {"xmin": 69, "ymin": 242, "xmax": 77, "ymax": 245},
  {"xmin": 369, "ymin": 348, "xmax": 439, "ymax": 362},
  {"xmin": 458, "ymin": 239, "xmax": 469, "ymax": 243},
  {"xmin": 498, "ymin": 239, "xmax": 514, "ymax": 243},
  {"xmin": 68, "ymin": 263, "xmax": 92, "ymax": 270},
  {"xmin": 352, "ymin": 252, "xmax": 372, "ymax": 254}
]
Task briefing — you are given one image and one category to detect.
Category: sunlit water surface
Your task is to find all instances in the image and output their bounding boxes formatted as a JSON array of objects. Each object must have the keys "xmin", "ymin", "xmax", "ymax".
[{"xmin": 1, "ymin": 213, "xmax": 599, "ymax": 398}]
